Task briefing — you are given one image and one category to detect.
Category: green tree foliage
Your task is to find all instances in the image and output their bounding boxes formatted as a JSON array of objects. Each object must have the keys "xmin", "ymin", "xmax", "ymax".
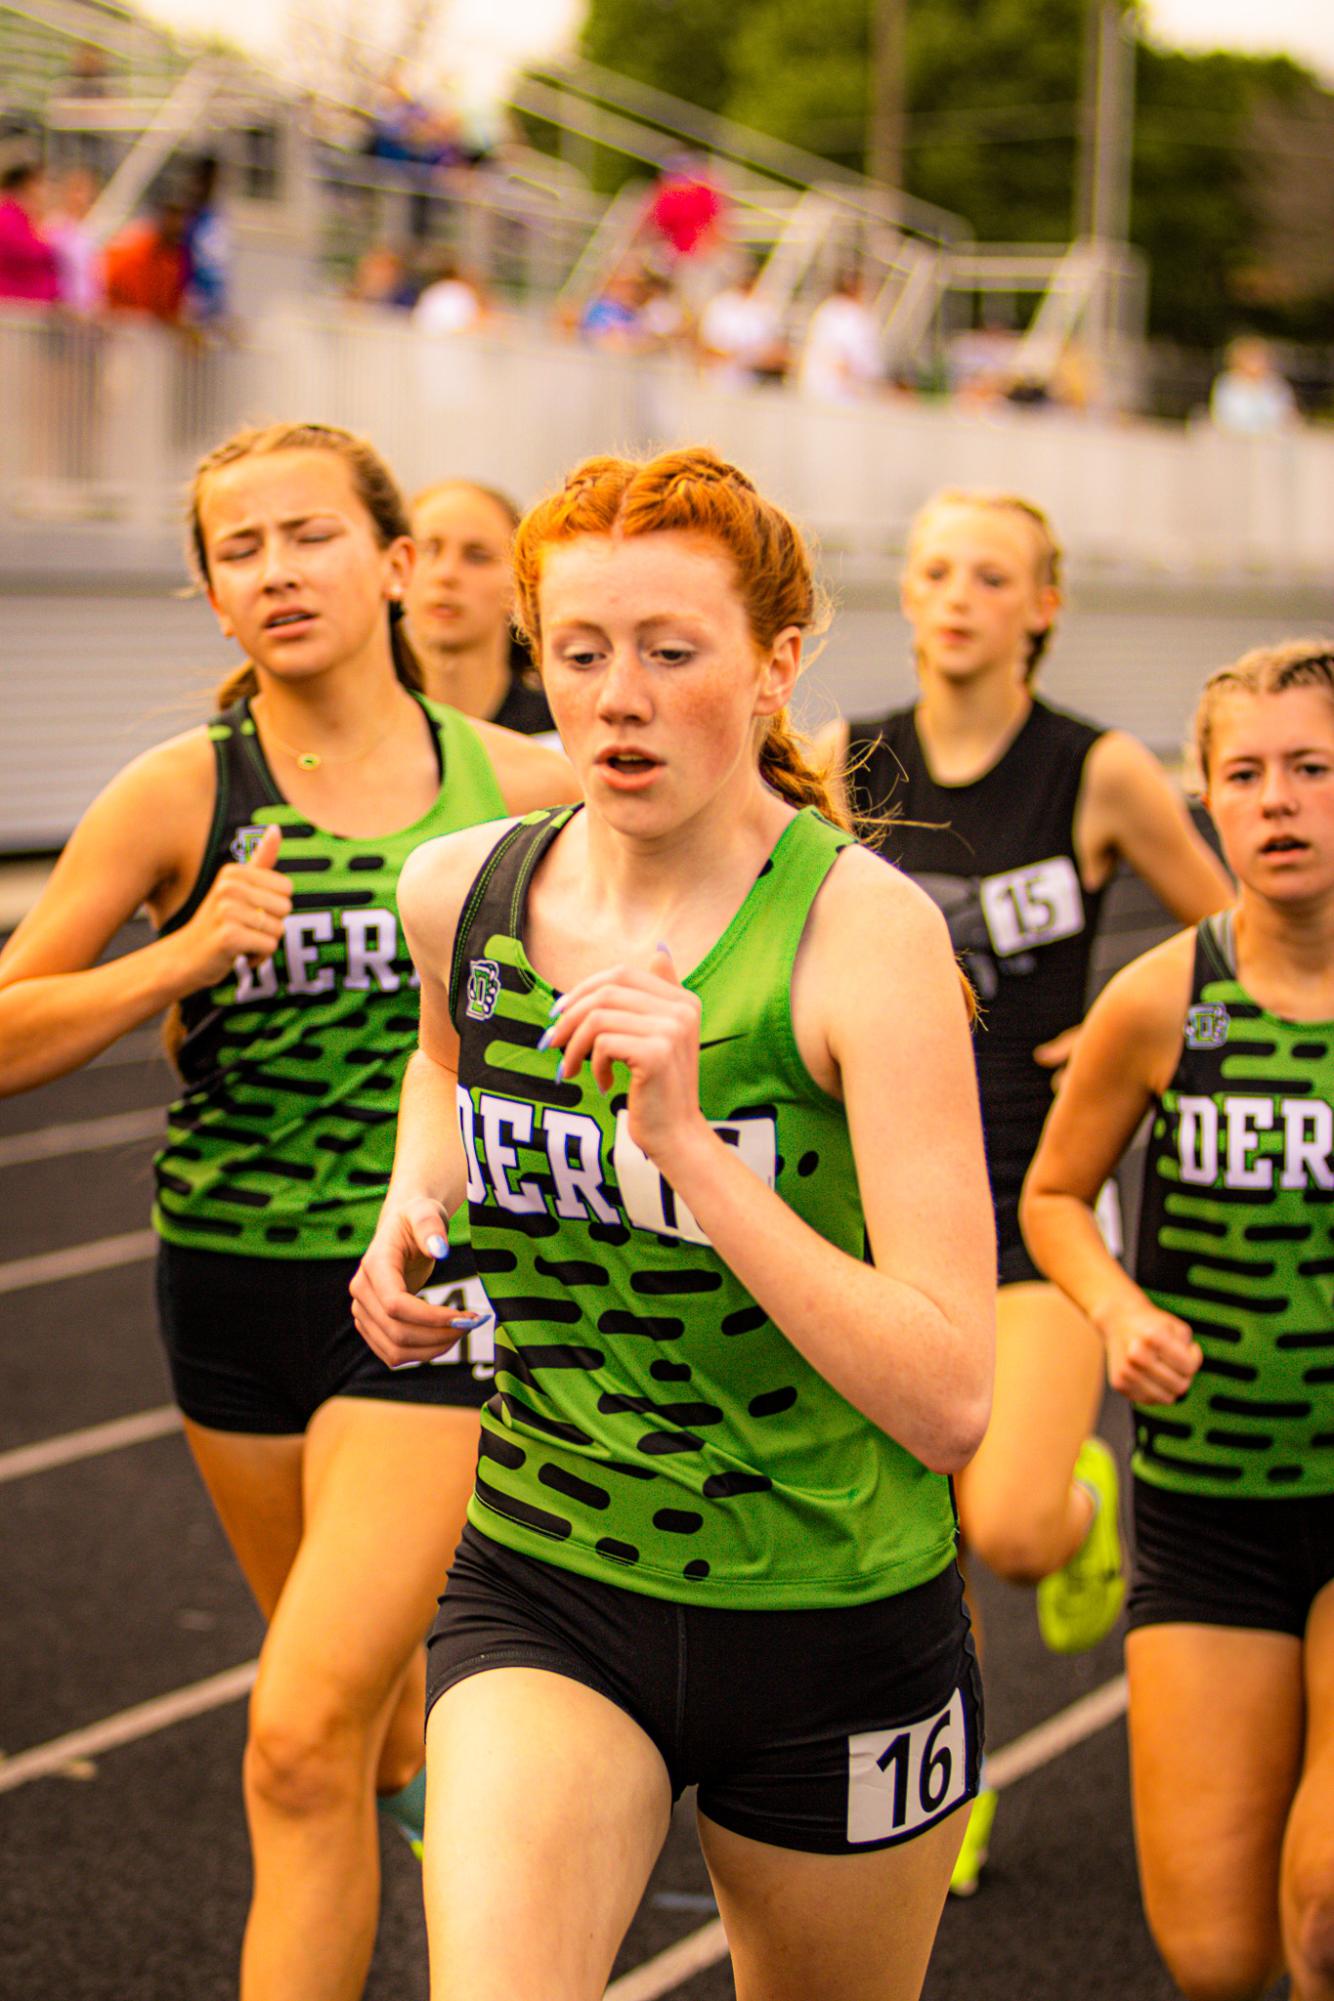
[{"xmin": 577, "ymin": 0, "xmax": 1331, "ymax": 346}]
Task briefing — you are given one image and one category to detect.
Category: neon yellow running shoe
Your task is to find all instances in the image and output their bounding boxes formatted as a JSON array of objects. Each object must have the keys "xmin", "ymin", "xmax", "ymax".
[
  {"xmin": 377, "ymin": 1768, "xmax": 426, "ymax": 1862},
  {"xmin": 949, "ymin": 1786, "xmax": 997, "ymax": 1899},
  {"xmin": 1036, "ymin": 1436, "xmax": 1126, "ymax": 1656}
]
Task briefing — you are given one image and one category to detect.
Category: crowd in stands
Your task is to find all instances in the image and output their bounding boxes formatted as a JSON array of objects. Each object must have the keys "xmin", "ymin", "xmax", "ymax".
[
  {"xmin": 0, "ymin": 130, "xmax": 1307, "ymax": 428},
  {"xmin": 0, "ymin": 153, "xmax": 232, "ymax": 328}
]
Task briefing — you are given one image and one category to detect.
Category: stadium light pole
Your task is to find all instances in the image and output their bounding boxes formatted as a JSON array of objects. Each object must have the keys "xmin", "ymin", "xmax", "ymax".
[{"xmin": 867, "ymin": 0, "xmax": 907, "ymax": 205}]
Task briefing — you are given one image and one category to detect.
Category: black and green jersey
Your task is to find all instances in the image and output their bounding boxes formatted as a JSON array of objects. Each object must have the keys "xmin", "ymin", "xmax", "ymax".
[
  {"xmin": 450, "ymin": 805, "xmax": 960, "ymax": 1610},
  {"xmin": 154, "ymin": 693, "xmax": 507, "ymax": 1259},
  {"xmin": 1134, "ymin": 915, "xmax": 1334, "ymax": 1497}
]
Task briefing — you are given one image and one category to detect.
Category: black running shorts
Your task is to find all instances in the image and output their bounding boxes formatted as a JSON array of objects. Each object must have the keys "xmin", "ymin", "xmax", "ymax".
[
  {"xmin": 426, "ymin": 1523, "xmax": 983, "ymax": 1855},
  {"xmin": 155, "ymin": 1239, "xmax": 496, "ymax": 1433},
  {"xmin": 1128, "ymin": 1475, "xmax": 1334, "ymax": 1639}
]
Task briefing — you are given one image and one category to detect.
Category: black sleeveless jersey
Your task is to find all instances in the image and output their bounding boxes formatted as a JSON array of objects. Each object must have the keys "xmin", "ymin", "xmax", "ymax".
[
  {"xmin": 847, "ymin": 699, "xmax": 1106, "ymax": 1188},
  {"xmin": 490, "ymin": 665, "xmax": 554, "ymax": 736}
]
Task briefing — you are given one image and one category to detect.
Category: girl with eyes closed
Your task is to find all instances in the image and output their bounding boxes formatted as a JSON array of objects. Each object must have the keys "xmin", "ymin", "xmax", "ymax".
[
  {"xmin": 0, "ymin": 421, "xmax": 576, "ymax": 2000},
  {"xmin": 351, "ymin": 447, "xmax": 996, "ymax": 2001}
]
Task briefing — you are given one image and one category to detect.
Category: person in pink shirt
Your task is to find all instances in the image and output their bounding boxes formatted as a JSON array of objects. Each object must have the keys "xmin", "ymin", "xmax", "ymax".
[{"xmin": 0, "ymin": 161, "xmax": 59, "ymax": 304}]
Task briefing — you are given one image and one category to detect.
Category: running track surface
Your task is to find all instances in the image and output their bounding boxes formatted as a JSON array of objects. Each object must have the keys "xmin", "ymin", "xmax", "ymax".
[{"xmin": 0, "ymin": 873, "xmax": 1290, "ymax": 2000}]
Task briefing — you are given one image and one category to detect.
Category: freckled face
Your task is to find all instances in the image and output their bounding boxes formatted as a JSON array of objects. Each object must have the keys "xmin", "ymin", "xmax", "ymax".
[
  {"xmin": 1205, "ymin": 686, "xmax": 1334, "ymax": 905},
  {"xmin": 901, "ymin": 503, "xmax": 1056, "ymax": 684},
  {"xmin": 538, "ymin": 531, "xmax": 797, "ymax": 834},
  {"xmin": 406, "ymin": 485, "xmax": 515, "ymax": 654},
  {"xmin": 199, "ymin": 450, "xmax": 413, "ymax": 680}
]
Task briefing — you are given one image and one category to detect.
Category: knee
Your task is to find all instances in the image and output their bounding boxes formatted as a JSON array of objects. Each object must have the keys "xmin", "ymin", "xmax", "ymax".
[
  {"xmin": 1287, "ymin": 1868, "xmax": 1334, "ymax": 1992},
  {"xmin": 245, "ymin": 1685, "xmax": 367, "ymax": 1821},
  {"xmin": 1152, "ymin": 1924, "xmax": 1279, "ymax": 2001}
]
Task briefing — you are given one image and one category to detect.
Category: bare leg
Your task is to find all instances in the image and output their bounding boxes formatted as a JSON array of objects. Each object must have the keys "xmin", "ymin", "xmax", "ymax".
[
  {"xmin": 1126, "ymin": 1621, "xmax": 1304, "ymax": 2001},
  {"xmin": 423, "ymin": 1667, "xmax": 672, "ymax": 2001},
  {"xmin": 699, "ymin": 1805, "xmax": 964, "ymax": 2001},
  {"xmin": 231, "ymin": 1398, "xmax": 478, "ymax": 2001},
  {"xmin": 1283, "ymin": 1580, "xmax": 1334, "ymax": 2001},
  {"xmin": 954, "ymin": 1281, "xmax": 1105, "ymax": 1584}
]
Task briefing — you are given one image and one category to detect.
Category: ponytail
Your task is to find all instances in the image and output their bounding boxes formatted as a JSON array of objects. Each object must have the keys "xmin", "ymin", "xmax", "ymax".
[{"xmin": 759, "ymin": 712, "xmax": 849, "ymax": 828}]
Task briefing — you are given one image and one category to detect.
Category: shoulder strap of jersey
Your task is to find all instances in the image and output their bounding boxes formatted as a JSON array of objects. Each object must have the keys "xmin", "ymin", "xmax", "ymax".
[
  {"xmin": 1199, "ymin": 909, "xmax": 1236, "ymax": 983},
  {"xmin": 159, "ymin": 698, "xmax": 279, "ymax": 937},
  {"xmin": 448, "ymin": 806, "xmax": 576, "ymax": 1025}
]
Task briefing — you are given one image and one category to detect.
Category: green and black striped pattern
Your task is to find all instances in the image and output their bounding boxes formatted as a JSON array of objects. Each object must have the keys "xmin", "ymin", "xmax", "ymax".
[
  {"xmin": 451, "ymin": 806, "xmax": 960, "ymax": 1609},
  {"xmin": 1134, "ymin": 918, "xmax": 1334, "ymax": 1497},
  {"xmin": 153, "ymin": 695, "xmax": 506, "ymax": 1259}
]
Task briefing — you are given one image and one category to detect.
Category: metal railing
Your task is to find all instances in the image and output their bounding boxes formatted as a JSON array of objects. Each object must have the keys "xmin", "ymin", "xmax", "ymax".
[{"xmin": 3, "ymin": 304, "xmax": 1331, "ymax": 582}]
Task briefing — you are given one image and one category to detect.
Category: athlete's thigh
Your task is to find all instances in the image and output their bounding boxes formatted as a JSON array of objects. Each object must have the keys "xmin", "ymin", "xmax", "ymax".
[
  {"xmin": 181, "ymin": 1415, "xmax": 305, "ymax": 1620},
  {"xmin": 698, "ymin": 1806, "xmax": 962, "ymax": 2001},
  {"xmin": 1126, "ymin": 1622, "xmax": 1304, "ymax": 1969},
  {"xmin": 955, "ymin": 1281, "xmax": 1104, "ymax": 1526},
  {"xmin": 1282, "ymin": 1580, "xmax": 1334, "ymax": 1955},
  {"xmin": 424, "ymin": 1666, "xmax": 672, "ymax": 2001},
  {"xmin": 258, "ymin": 1399, "xmax": 479, "ymax": 1724}
]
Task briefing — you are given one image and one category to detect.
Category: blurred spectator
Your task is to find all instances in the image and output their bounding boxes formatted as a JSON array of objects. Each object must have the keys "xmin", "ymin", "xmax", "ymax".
[
  {"xmin": 413, "ymin": 256, "xmax": 485, "ymax": 336},
  {"xmin": 639, "ymin": 270, "xmax": 687, "ymax": 349},
  {"xmin": 182, "ymin": 154, "xmax": 232, "ymax": 328},
  {"xmin": 102, "ymin": 194, "xmax": 189, "ymax": 322},
  {"xmin": 948, "ymin": 313, "xmax": 1020, "ymax": 403},
  {"xmin": 46, "ymin": 166, "xmax": 103, "ymax": 314},
  {"xmin": 644, "ymin": 153, "xmax": 726, "ymax": 314},
  {"xmin": 798, "ymin": 269, "xmax": 882, "ymax": 403},
  {"xmin": 1209, "ymin": 336, "xmax": 1298, "ymax": 435},
  {"xmin": 0, "ymin": 162, "xmax": 59, "ymax": 304},
  {"xmin": 63, "ymin": 42, "xmax": 110, "ymax": 95},
  {"xmin": 347, "ymin": 245, "xmax": 415, "ymax": 308},
  {"xmin": 579, "ymin": 267, "xmax": 647, "ymax": 351},
  {"xmin": 367, "ymin": 63, "xmax": 463, "ymax": 169},
  {"xmin": 697, "ymin": 258, "xmax": 787, "ymax": 387}
]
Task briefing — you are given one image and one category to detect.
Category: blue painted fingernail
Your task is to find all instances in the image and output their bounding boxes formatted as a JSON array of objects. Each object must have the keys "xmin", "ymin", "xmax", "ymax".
[
  {"xmin": 452, "ymin": 1314, "xmax": 487, "ymax": 1330},
  {"xmin": 656, "ymin": 940, "xmax": 671, "ymax": 954},
  {"xmin": 427, "ymin": 1235, "xmax": 448, "ymax": 1261},
  {"xmin": 536, "ymin": 1025, "xmax": 554, "ymax": 1051},
  {"xmin": 547, "ymin": 993, "xmax": 566, "ymax": 1017}
]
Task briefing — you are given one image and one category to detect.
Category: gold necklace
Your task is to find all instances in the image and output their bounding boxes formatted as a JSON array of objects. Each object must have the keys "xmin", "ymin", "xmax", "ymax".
[{"xmin": 253, "ymin": 701, "xmax": 398, "ymax": 773}]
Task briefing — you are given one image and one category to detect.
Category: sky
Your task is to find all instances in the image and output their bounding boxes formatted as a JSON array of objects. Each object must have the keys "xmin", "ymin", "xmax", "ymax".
[{"xmin": 137, "ymin": 0, "xmax": 1334, "ymax": 97}]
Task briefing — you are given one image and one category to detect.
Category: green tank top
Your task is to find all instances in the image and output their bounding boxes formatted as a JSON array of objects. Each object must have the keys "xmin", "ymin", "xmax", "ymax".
[
  {"xmin": 1134, "ymin": 915, "xmax": 1334, "ymax": 1497},
  {"xmin": 450, "ymin": 805, "xmax": 960, "ymax": 1609},
  {"xmin": 154, "ymin": 693, "xmax": 507, "ymax": 1259}
]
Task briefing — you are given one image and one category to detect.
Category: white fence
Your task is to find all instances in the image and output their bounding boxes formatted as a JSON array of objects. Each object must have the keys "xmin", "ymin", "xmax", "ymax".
[{"xmin": 3, "ymin": 305, "xmax": 1334, "ymax": 584}]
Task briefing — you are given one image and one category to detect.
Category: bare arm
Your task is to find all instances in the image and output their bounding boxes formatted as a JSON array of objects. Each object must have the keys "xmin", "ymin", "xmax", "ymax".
[
  {"xmin": 1078, "ymin": 731, "xmax": 1233, "ymax": 920},
  {"xmin": 469, "ymin": 717, "xmax": 581, "ymax": 813},
  {"xmin": 350, "ymin": 822, "xmax": 514, "ymax": 1359},
  {"xmin": 0, "ymin": 736, "xmax": 291, "ymax": 1097},
  {"xmin": 1020, "ymin": 933, "xmax": 1204, "ymax": 1403},
  {"xmin": 551, "ymin": 849, "xmax": 995, "ymax": 1473}
]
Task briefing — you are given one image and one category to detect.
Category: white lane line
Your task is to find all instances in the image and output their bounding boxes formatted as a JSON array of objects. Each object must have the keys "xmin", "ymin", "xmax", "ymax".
[
  {"xmin": 0, "ymin": 1662, "xmax": 258, "ymax": 1795},
  {"xmin": 988, "ymin": 1673, "xmax": 1128, "ymax": 1791},
  {"xmin": 602, "ymin": 1673, "xmax": 1130, "ymax": 2000},
  {"xmin": 0, "ymin": 1406, "xmax": 181, "ymax": 1486},
  {"xmin": 0, "ymin": 1107, "xmax": 164, "ymax": 1169},
  {"xmin": 606, "ymin": 1921, "xmax": 729, "ymax": 2001},
  {"xmin": 0, "ymin": 1229, "xmax": 156, "ymax": 1296}
]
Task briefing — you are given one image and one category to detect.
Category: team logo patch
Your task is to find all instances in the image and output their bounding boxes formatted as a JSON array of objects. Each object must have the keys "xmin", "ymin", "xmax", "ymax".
[
  {"xmin": 229, "ymin": 824, "xmax": 269, "ymax": 864},
  {"xmin": 1185, "ymin": 1003, "xmax": 1230, "ymax": 1050},
  {"xmin": 465, "ymin": 959, "xmax": 502, "ymax": 1021}
]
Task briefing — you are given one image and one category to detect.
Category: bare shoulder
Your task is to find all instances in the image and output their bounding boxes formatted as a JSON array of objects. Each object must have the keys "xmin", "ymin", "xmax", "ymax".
[
  {"xmin": 1083, "ymin": 727, "xmax": 1177, "ymax": 805},
  {"xmin": 467, "ymin": 716, "xmax": 579, "ymax": 811},
  {"xmin": 813, "ymin": 841, "xmax": 951, "ymax": 956},
  {"xmin": 399, "ymin": 816, "xmax": 522, "ymax": 952},
  {"xmin": 802, "ymin": 842, "xmax": 960, "ymax": 1028},
  {"xmin": 1083, "ymin": 927, "xmax": 1198, "ymax": 1083}
]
